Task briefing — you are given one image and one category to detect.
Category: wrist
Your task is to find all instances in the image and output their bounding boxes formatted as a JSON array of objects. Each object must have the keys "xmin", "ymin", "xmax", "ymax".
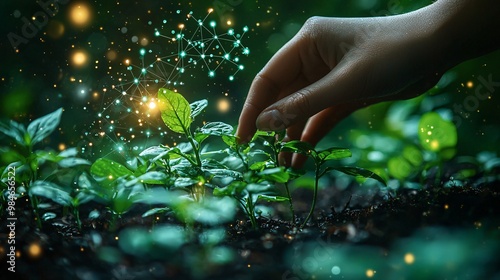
[{"xmin": 422, "ymin": 0, "xmax": 500, "ymax": 68}]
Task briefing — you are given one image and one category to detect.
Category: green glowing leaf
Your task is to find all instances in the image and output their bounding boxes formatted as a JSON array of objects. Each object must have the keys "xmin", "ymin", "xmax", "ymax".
[
  {"xmin": 388, "ymin": 156, "xmax": 414, "ymax": 180},
  {"xmin": 418, "ymin": 112, "xmax": 457, "ymax": 152},
  {"xmin": 158, "ymin": 88, "xmax": 192, "ymax": 134},
  {"xmin": 317, "ymin": 147, "xmax": 352, "ymax": 161},
  {"xmin": 90, "ymin": 158, "xmax": 134, "ymax": 181}
]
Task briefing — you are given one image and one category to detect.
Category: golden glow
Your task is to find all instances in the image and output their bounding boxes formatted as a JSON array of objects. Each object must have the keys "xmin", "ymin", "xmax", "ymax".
[
  {"xmin": 28, "ymin": 243, "xmax": 42, "ymax": 258},
  {"xmin": 466, "ymin": 81, "xmax": 474, "ymax": 88},
  {"xmin": 47, "ymin": 20, "xmax": 65, "ymax": 39},
  {"xmin": 148, "ymin": 101, "xmax": 157, "ymax": 110},
  {"xmin": 72, "ymin": 50, "xmax": 88, "ymax": 67},
  {"xmin": 70, "ymin": 4, "xmax": 92, "ymax": 27},
  {"xmin": 107, "ymin": 50, "xmax": 117, "ymax": 60},
  {"xmin": 178, "ymin": 23, "xmax": 185, "ymax": 29},
  {"xmin": 217, "ymin": 98, "xmax": 231, "ymax": 113},
  {"xmin": 430, "ymin": 140, "xmax": 439, "ymax": 150},
  {"xmin": 404, "ymin": 253, "xmax": 415, "ymax": 264},
  {"xmin": 58, "ymin": 143, "xmax": 66, "ymax": 151},
  {"xmin": 366, "ymin": 269, "xmax": 375, "ymax": 278},
  {"xmin": 227, "ymin": 20, "xmax": 232, "ymax": 25},
  {"xmin": 208, "ymin": 8, "xmax": 214, "ymax": 13}
]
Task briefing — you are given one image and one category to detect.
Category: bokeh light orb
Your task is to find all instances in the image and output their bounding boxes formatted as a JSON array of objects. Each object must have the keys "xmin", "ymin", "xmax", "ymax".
[
  {"xmin": 69, "ymin": 3, "xmax": 92, "ymax": 27},
  {"xmin": 47, "ymin": 20, "xmax": 65, "ymax": 39},
  {"xmin": 72, "ymin": 50, "xmax": 89, "ymax": 67},
  {"xmin": 217, "ymin": 98, "xmax": 231, "ymax": 113}
]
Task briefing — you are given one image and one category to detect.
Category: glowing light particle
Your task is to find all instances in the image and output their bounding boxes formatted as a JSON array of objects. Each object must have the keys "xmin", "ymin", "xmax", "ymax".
[
  {"xmin": 331, "ymin": 266, "xmax": 341, "ymax": 275},
  {"xmin": 208, "ymin": 71, "xmax": 215, "ymax": 77},
  {"xmin": 217, "ymin": 98, "xmax": 231, "ymax": 113},
  {"xmin": 404, "ymin": 253, "xmax": 415, "ymax": 264},
  {"xmin": 366, "ymin": 269, "xmax": 375, "ymax": 278},
  {"xmin": 72, "ymin": 50, "xmax": 88, "ymax": 67},
  {"xmin": 148, "ymin": 101, "xmax": 156, "ymax": 109},
  {"xmin": 28, "ymin": 243, "xmax": 42, "ymax": 258},
  {"xmin": 210, "ymin": 21, "xmax": 216, "ymax": 27},
  {"xmin": 69, "ymin": 4, "xmax": 92, "ymax": 27}
]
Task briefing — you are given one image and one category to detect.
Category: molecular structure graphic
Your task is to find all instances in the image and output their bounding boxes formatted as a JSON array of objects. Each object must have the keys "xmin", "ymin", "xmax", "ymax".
[{"xmin": 92, "ymin": 9, "xmax": 250, "ymax": 153}]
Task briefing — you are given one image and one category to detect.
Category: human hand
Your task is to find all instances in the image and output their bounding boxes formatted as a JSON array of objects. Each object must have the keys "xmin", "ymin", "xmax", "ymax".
[{"xmin": 237, "ymin": 9, "xmax": 448, "ymax": 167}]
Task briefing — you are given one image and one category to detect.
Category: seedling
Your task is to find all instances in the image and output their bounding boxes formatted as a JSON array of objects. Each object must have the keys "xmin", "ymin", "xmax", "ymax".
[{"xmin": 0, "ymin": 109, "xmax": 91, "ymax": 228}]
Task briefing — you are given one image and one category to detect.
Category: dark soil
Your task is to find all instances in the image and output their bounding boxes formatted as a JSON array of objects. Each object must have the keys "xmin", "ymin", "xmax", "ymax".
[{"xmin": 2, "ymin": 182, "xmax": 500, "ymax": 280}]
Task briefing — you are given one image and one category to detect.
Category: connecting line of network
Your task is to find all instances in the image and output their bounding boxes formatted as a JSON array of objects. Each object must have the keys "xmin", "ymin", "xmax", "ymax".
[
  {"xmin": 116, "ymin": 9, "xmax": 250, "ymax": 100},
  {"xmin": 93, "ymin": 9, "xmax": 251, "ymax": 151}
]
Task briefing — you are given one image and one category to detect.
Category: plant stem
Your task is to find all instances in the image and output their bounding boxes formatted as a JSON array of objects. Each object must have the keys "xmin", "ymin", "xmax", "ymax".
[
  {"xmin": 301, "ymin": 164, "xmax": 320, "ymax": 228},
  {"xmin": 284, "ymin": 182, "xmax": 296, "ymax": 224},
  {"xmin": 29, "ymin": 194, "xmax": 42, "ymax": 229}
]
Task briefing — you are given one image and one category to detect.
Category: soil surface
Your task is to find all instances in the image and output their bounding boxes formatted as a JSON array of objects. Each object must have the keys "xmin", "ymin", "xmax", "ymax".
[{"xmin": 2, "ymin": 181, "xmax": 500, "ymax": 280}]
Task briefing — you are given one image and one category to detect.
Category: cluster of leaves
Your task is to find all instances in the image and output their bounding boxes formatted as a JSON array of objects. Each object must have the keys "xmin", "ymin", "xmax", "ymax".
[
  {"xmin": 0, "ymin": 89, "xmax": 385, "ymax": 231},
  {"xmin": 0, "ymin": 109, "xmax": 91, "ymax": 228},
  {"xmin": 89, "ymin": 88, "xmax": 385, "ymax": 229}
]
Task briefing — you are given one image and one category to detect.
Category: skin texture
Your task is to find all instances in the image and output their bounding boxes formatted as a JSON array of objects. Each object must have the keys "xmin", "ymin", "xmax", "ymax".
[{"xmin": 236, "ymin": 0, "xmax": 500, "ymax": 168}]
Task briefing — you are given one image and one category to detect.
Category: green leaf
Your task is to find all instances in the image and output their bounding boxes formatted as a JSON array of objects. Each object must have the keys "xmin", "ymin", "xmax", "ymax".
[
  {"xmin": 174, "ymin": 177, "xmax": 199, "ymax": 188},
  {"xmin": 213, "ymin": 181, "xmax": 247, "ymax": 197},
  {"xmin": 205, "ymin": 169, "xmax": 242, "ymax": 180},
  {"xmin": 58, "ymin": 157, "xmax": 92, "ymax": 168},
  {"xmin": 30, "ymin": 181, "xmax": 72, "ymax": 206},
  {"xmin": 90, "ymin": 158, "xmax": 134, "ymax": 180},
  {"xmin": 190, "ymin": 99, "xmax": 208, "ymax": 119},
  {"xmin": 388, "ymin": 156, "xmax": 414, "ymax": 180},
  {"xmin": 58, "ymin": 147, "xmax": 79, "ymax": 158},
  {"xmin": 326, "ymin": 166, "xmax": 386, "ymax": 185},
  {"xmin": 27, "ymin": 108, "xmax": 63, "ymax": 145},
  {"xmin": 0, "ymin": 120, "xmax": 27, "ymax": 145},
  {"xmin": 280, "ymin": 140, "xmax": 314, "ymax": 156},
  {"xmin": 139, "ymin": 146, "xmax": 169, "ymax": 158},
  {"xmin": 199, "ymin": 122, "xmax": 234, "ymax": 136},
  {"xmin": 418, "ymin": 112, "xmax": 457, "ymax": 152},
  {"xmin": 258, "ymin": 167, "xmax": 289, "ymax": 183},
  {"xmin": 402, "ymin": 145, "xmax": 423, "ymax": 167},
  {"xmin": 257, "ymin": 194, "xmax": 289, "ymax": 202},
  {"xmin": 158, "ymin": 88, "xmax": 192, "ymax": 134},
  {"xmin": 78, "ymin": 172, "xmax": 112, "ymax": 201},
  {"xmin": 317, "ymin": 147, "xmax": 352, "ymax": 161},
  {"xmin": 142, "ymin": 207, "xmax": 171, "ymax": 218},
  {"xmin": 136, "ymin": 171, "xmax": 168, "ymax": 185},
  {"xmin": 222, "ymin": 135, "xmax": 238, "ymax": 147}
]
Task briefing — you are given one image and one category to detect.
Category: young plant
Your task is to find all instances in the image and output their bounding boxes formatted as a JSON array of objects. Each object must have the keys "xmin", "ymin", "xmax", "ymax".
[
  {"xmin": 0, "ymin": 108, "xmax": 90, "ymax": 228},
  {"xmin": 280, "ymin": 140, "xmax": 386, "ymax": 227}
]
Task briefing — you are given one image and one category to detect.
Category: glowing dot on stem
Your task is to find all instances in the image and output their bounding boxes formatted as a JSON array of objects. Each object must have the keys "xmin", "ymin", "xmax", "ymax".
[
  {"xmin": 210, "ymin": 21, "xmax": 216, "ymax": 27},
  {"xmin": 208, "ymin": 71, "xmax": 215, "ymax": 77}
]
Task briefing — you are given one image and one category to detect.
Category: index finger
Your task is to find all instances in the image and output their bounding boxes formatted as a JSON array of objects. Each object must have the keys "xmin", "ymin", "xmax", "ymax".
[{"xmin": 236, "ymin": 36, "xmax": 304, "ymax": 142}]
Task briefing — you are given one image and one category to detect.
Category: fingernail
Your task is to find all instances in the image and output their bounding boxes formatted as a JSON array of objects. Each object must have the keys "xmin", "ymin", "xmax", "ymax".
[{"xmin": 257, "ymin": 109, "xmax": 285, "ymax": 131}]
